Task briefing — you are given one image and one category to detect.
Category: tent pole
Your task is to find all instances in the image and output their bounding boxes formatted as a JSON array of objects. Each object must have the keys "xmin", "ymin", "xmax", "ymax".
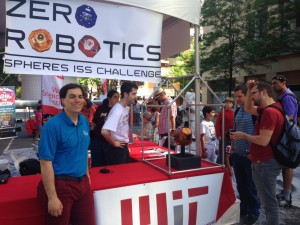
[{"xmin": 194, "ymin": 25, "xmax": 201, "ymax": 157}]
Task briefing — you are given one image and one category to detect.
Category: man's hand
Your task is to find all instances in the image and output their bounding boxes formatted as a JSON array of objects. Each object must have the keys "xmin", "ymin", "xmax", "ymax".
[
  {"xmin": 48, "ymin": 197, "xmax": 63, "ymax": 217},
  {"xmin": 113, "ymin": 140, "xmax": 127, "ymax": 148},
  {"xmin": 230, "ymin": 131, "xmax": 245, "ymax": 141},
  {"xmin": 246, "ymin": 80, "xmax": 256, "ymax": 89}
]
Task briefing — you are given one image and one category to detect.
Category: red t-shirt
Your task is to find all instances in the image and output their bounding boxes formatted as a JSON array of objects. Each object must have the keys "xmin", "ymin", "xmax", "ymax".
[
  {"xmin": 215, "ymin": 109, "xmax": 234, "ymax": 138},
  {"xmin": 250, "ymin": 103, "xmax": 284, "ymax": 162}
]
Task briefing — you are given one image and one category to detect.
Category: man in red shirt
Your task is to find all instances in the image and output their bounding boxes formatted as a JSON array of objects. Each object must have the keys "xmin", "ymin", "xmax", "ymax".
[{"xmin": 230, "ymin": 80, "xmax": 284, "ymax": 225}]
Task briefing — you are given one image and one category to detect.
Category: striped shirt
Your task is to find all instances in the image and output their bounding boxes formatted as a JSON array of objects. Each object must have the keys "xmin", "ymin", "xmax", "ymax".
[
  {"xmin": 158, "ymin": 97, "xmax": 177, "ymax": 134},
  {"xmin": 233, "ymin": 106, "xmax": 254, "ymax": 157}
]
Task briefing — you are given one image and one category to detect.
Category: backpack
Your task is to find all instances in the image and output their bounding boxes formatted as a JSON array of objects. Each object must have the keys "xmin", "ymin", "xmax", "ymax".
[
  {"xmin": 19, "ymin": 158, "xmax": 41, "ymax": 176},
  {"xmin": 266, "ymin": 104, "xmax": 300, "ymax": 168}
]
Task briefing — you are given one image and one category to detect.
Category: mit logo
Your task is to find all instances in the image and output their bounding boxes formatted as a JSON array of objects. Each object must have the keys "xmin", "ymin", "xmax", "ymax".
[{"xmin": 120, "ymin": 186, "xmax": 209, "ymax": 225}]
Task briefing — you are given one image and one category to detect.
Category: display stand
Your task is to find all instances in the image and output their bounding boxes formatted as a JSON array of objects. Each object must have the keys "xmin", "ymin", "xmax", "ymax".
[{"xmin": 140, "ymin": 26, "xmax": 227, "ymax": 175}]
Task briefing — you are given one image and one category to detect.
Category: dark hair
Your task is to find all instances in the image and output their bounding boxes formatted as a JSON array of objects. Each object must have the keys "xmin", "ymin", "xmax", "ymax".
[
  {"xmin": 36, "ymin": 105, "xmax": 41, "ymax": 111},
  {"xmin": 102, "ymin": 90, "xmax": 118, "ymax": 106},
  {"xmin": 107, "ymin": 90, "xmax": 118, "ymax": 98},
  {"xmin": 256, "ymin": 81, "xmax": 274, "ymax": 98},
  {"xmin": 59, "ymin": 83, "xmax": 85, "ymax": 99},
  {"xmin": 234, "ymin": 84, "xmax": 247, "ymax": 96},
  {"xmin": 202, "ymin": 106, "xmax": 215, "ymax": 117},
  {"xmin": 120, "ymin": 82, "xmax": 138, "ymax": 98}
]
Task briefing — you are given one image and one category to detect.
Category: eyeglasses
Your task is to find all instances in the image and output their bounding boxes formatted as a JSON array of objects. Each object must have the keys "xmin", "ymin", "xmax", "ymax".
[{"xmin": 250, "ymin": 90, "xmax": 262, "ymax": 96}]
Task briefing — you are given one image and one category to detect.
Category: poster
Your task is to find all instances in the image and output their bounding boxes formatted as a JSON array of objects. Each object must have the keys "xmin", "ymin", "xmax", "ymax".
[
  {"xmin": 0, "ymin": 86, "xmax": 17, "ymax": 138},
  {"xmin": 4, "ymin": 0, "xmax": 162, "ymax": 82},
  {"xmin": 41, "ymin": 75, "xmax": 64, "ymax": 115}
]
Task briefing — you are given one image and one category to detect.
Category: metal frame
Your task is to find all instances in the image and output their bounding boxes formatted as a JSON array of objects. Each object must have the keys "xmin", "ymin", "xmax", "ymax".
[{"xmin": 138, "ymin": 25, "xmax": 227, "ymax": 176}]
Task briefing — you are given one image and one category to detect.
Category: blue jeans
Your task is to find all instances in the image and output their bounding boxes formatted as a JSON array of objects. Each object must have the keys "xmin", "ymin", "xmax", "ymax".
[
  {"xmin": 231, "ymin": 153, "xmax": 260, "ymax": 218},
  {"xmin": 252, "ymin": 157, "xmax": 281, "ymax": 225}
]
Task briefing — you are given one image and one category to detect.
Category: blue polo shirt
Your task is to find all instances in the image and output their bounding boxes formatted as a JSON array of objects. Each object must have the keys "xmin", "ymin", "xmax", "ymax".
[{"xmin": 38, "ymin": 110, "xmax": 90, "ymax": 177}]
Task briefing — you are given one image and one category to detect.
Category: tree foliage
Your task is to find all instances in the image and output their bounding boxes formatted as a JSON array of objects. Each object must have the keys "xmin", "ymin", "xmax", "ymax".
[
  {"xmin": 166, "ymin": 38, "xmax": 200, "ymax": 91},
  {"xmin": 201, "ymin": 0, "xmax": 300, "ymax": 95},
  {"xmin": 77, "ymin": 78, "xmax": 120, "ymax": 99}
]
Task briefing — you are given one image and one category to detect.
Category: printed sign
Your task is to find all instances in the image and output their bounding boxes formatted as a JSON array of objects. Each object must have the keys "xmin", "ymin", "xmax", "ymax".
[
  {"xmin": 4, "ymin": 0, "xmax": 162, "ymax": 82},
  {"xmin": 94, "ymin": 173, "xmax": 223, "ymax": 225},
  {"xmin": 41, "ymin": 75, "xmax": 64, "ymax": 115},
  {"xmin": 0, "ymin": 86, "xmax": 17, "ymax": 138}
]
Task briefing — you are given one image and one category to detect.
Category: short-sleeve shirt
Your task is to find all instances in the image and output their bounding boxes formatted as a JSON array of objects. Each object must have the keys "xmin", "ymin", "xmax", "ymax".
[
  {"xmin": 278, "ymin": 89, "xmax": 298, "ymax": 123},
  {"xmin": 158, "ymin": 97, "xmax": 177, "ymax": 134},
  {"xmin": 215, "ymin": 109, "xmax": 234, "ymax": 138},
  {"xmin": 92, "ymin": 104, "xmax": 112, "ymax": 142},
  {"xmin": 102, "ymin": 103, "xmax": 129, "ymax": 142},
  {"xmin": 233, "ymin": 106, "xmax": 254, "ymax": 156},
  {"xmin": 38, "ymin": 110, "xmax": 90, "ymax": 177},
  {"xmin": 200, "ymin": 120, "xmax": 217, "ymax": 149},
  {"xmin": 250, "ymin": 103, "xmax": 284, "ymax": 163},
  {"xmin": 35, "ymin": 111, "xmax": 42, "ymax": 126}
]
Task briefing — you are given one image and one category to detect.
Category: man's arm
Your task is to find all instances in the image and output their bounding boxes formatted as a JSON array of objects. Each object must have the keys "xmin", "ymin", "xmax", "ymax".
[
  {"xmin": 40, "ymin": 159, "xmax": 63, "ymax": 217},
  {"xmin": 86, "ymin": 159, "xmax": 91, "ymax": 185},
  {"xmin": 200, "ymin": 133, "xmax": 207, "ymax": 158},
  {"xmin": 170, "ymin": 116, "xmax": 176, "ymax": 130},
  {"xmin": 101, "ymin": 129, "xmax": 126, "ymax": 147},
  {"xmin": 230, "ymin": 129, "xmax": 273, "ymax": 146},
  {"xmin": 244, "ymin": 80, "xmax": 258, "ymax": 116}
]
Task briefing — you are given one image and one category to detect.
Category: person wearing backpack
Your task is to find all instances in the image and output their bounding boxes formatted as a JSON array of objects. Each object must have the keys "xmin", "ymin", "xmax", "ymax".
[
  {"xmin": 272, "ymin": 75, "xmax": 298, "ymax": 207},
  {"xmin": 230, "ymin": 80, "xmax": 285, "ymax": 225}
]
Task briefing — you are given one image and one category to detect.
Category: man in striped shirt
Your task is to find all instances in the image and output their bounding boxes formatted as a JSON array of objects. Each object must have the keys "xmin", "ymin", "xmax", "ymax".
[
  {"xmin": 229, "ymin": 84, "xmax": 260, "ymax": 225},
  {"xmin": 153, "ymin": 88, "xmax": 177, "ymax": 148}
]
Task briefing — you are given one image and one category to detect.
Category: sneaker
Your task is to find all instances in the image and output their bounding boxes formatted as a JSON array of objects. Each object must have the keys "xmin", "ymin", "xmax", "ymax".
[
  {"xmin": 278, "ymin": 194, "xmax": 292, "ymax": 207},
  {"xmin": 245, "ymin": 215, "xmax": 259, "ymax": 225}
]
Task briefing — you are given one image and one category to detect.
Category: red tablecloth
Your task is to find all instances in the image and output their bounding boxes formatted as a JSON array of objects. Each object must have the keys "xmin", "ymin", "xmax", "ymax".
[{"xmin": 0, "ymin": 160, "xmax": 235, "ymax": 225}]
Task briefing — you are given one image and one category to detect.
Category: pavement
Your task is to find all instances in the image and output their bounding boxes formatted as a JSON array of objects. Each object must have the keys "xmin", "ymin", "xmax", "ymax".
[{"xmin": 1, "ymin": 122, "xmax": 300, "ymax": 224}]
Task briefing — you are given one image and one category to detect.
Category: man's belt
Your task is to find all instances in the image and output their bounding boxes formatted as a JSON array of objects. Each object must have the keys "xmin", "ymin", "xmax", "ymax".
[{"xmin": 55, "ymin": 174, "xmax": 86, "ymax": 182}]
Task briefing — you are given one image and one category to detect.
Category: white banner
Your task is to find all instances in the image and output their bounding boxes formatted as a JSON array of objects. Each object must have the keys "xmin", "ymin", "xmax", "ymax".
[
  {"xmin": 41, "ymin": 75, "xmax": 64, "ymax": 115},
  {"xmin": 94, "ymin": 173, "xmax": 223, "ymax": 225},
  {"xmin": 4, "ymin": 0, "xmax": 162, "ymax": 83}
]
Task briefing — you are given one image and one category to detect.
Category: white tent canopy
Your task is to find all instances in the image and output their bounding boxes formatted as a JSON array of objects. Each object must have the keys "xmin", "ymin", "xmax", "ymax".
[
  {"xmin": 95, "ymin": 0, "xmax": 201, "ymax": 24},
  {"xmin": 92, "ymin": 0, "xmax": 201, "ymax": 58}
]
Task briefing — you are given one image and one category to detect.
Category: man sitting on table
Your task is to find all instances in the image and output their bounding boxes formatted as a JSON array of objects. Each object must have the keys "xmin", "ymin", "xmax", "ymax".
[
  {"xmin": 101, "ymin": 81, "xmax": 138, "ymax": 165},
  {"xmin": 37, "ymin": 83, "xmax": 95, "ymax": 225}
]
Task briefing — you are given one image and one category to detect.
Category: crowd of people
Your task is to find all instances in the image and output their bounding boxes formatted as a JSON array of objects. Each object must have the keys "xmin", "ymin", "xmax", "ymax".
[{"xmin": 35, "ymin": 75, "xmax": 299, "ymax": 225}]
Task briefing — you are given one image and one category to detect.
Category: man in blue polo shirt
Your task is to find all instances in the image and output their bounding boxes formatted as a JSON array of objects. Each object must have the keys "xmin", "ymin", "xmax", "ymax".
[{"xmin": 37, "ymin": 83, "xmax": 95, "ymax": 225}]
